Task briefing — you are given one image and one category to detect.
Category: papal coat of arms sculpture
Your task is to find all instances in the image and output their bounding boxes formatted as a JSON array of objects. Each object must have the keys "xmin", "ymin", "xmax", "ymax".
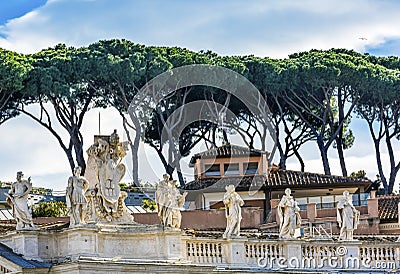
[{"xmin": 77, "ymin": 130, "xmax": 134, "ymax": 225}]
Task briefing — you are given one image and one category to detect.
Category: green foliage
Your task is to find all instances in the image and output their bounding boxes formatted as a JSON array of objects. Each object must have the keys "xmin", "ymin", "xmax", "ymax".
[
  {"xmin": 141, "ymin": 199, "xmax": 157, "ymax": 212},
  {"xmin": 118, "ymin": 182, "xmax": 127, "ymax": 191},
  {"xmin": 32, "ymin": 201, "xmax": 68, "ymax": 218},
  {"xmin": 1, "ymin": 40, "xmax": 400, "ymax": 193},
  {"xmin": 31, "ymin": 187, "xmax": 52, "ymax": 195},
  {"xmin": 350, "ymin": 170, "xmax": 367, "ymax": 179}
]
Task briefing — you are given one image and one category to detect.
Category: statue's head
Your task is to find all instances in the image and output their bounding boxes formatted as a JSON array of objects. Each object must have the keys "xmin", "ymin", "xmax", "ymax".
[
  {"xmin": 163, "ymin": 174, "xmax": 170, "ymax": 181},
  {"xmin": 225, "ymin": 184, "xmax": 235, "ymax": 193},
  {"xmin": 16, "ymin": 171, "xmax": 24, "ymax": 181},
  {"xmin": 98, "ymin": 139, "xmax": 108, "ymax": 152},
  {"xmin": 74, "ymin": 166, "xmax": 82, "ymax": 176},
  {"xmin": 343, "ymin": 190, "xmax": 350, "ymax": 197},
  {"xmin": 110, "ymin": 130, "xmax": 120, "ymax": 146},
  {"xmin": 285, "ymin": 188, "xmax": 291, "ymax": 196}
]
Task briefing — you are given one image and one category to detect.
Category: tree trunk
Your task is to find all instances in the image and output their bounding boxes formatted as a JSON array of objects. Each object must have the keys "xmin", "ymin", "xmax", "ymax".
[
  {"xmin": 385, "ymin": 128, "xmax": 399, "ymax": 194},
  {"xmin": 293, "ymin": 148, "xmax": 305, "ymax": 172},
  {"xmin": 373, "ymin": 139, "xmax": 388, "ymax": 194},
  {"xmin": 176, "ymin": 167, "xmax": 185, "ymax": 187},
  {"xmin": 336, "ymin": 89, "xmax": 347, "ymax": 177},
  {"xmin": 317, "ymin": 138, "xmax": 331, "ymax": 175},
  {"xmin": 122, "ymin": 115, "xmax": 140, "ymax": 187},
  {"xmin": 336, "ymin": 136, "xmax": 347, "ymax": 177}
]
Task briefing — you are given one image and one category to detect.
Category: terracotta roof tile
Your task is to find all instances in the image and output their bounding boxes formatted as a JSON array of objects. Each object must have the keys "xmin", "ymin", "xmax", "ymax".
[
  {"xmin": 189, "ymin": 144, "xmax": 264, "ymax": 166},
  {"xmin": 267, "ymin": 169, "xmax": 371, "ymax": 188},
  {"xmin": 378, "ymin": 195, "xmax": 400, "ymax": 221},
  {"xmin": 183, "ymin": 169, "xmax": 371, "ymax": 190}
]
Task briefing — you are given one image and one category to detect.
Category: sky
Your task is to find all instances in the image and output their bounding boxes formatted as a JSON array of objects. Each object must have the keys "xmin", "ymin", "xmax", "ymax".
[{"xmin": 0, "ymin": 0, "xmax": 400, "ymax": 191}]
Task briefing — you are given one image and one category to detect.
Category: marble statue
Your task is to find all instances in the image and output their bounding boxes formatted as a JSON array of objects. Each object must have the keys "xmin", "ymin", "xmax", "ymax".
[
  {"xmin": 83, "ymin": 130, "xmax": 134, "ymax": 224},
  {"xmin": 155, "ymin": 174, "xmax": 171, "ymax": 227},
  {"xmin": 6, "ymin": 172, "xmax": 35, "ymax": 230},
  {"xmin": 277, "ymin": 188, "xmax": 301, "ymax": 239},
  {"xmin": 155, "ymin": 175, "xmax": 187, "ymax": 228},
  {"xmin": 337, "ymin": 190, "xmax": 360, "ymax": 241},
  {"xmin": 167, "ymin": 180, "xmax": 187, "ymax": 229},
  {"xmin": 66, "ymin": 166, "xmax": 89, "ymax": 227},
  {"xmin": 222, "ymin": 185, "xmax": 244, "ymax": 239}
]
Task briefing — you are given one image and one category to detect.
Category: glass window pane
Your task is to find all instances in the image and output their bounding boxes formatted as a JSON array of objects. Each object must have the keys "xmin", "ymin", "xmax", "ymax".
[
  {"xmin": 224, "ymin": 163, "xmax": 240, "ymax": 175},
  {"xmin": 308, "ymin": 197, "xmax": 321, "ymax": 204},
  {"xmin": 244, "ymin": 162, "xmax": 258, "ymax": 175},
  {"xmin": 205, "ymin": 164, "xmax": 220, "ymax": 176},
  {"xmin": 322, "ymin": 196, "xmax": 334, "ymax": 203},
  {"xmin": 296, "ymin": 198, "xmax": 307, "ymax": 205}
]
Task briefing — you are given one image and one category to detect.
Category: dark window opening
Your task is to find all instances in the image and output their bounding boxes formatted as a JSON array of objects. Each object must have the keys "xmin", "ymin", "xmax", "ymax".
[
  {"xmin": 204, "ymin": 164, "xmax": 221, "ymax": 177},
  {"xmin": 244, "ymin": 162, "xmax": 258, "ymax": 175},
  {"xmin": 224, "ymin": 163, "xmax": 240, "ymax": 176}
]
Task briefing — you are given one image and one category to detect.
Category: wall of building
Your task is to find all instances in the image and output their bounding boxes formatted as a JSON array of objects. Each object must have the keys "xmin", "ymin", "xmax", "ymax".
[
  {"xmin": 266, "ymin": 196, "xmax": 382, "ymax": 235},
  {"xmin": 133, "ymin": 207, "xmax": 263, "ymax": 230}
]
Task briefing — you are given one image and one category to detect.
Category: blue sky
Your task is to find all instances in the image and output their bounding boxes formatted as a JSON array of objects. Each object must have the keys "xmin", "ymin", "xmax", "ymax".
[
  {"xmin": 0, "ymin": 0, "xmax": 47, "ymax": 25},
  {"xmin": 0, "ymin": 0, "xmax": 399, "ymax": 190}
]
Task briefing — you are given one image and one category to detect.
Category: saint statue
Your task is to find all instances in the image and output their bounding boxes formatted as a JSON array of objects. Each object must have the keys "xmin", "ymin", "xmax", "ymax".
[
  {"xmin": 167, "ymin": 180, "xmax": 187, "ymax": 229},
  {"xmin": 66, "ymin": 166, "xmax": 89, "ymax": 227},
  {"xmin": 277, "ymin": 188, "xmax": 301, "ymax": 239},
  {"xmin": 155, "ymin": 175, "xmax": 187, "ymax": 229},
  {"xmin": 222, "ymin": 185, "xmax": 244, "ymax": 239},
  {"xmin": 6, "ymin": 172, "xmax": 35, "ymax": 230},
  {"xmin": 337, "ymin": 190, "xmax": 359, "ymax": 241},
  {"xmin": 155, "ymin": 174, "xmax": 171, "ymax": 227}
]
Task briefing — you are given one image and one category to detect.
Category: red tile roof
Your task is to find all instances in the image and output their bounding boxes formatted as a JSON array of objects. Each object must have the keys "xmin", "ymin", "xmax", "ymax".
[
  {"xmin": 183, "ymin": 168, "xmax": 371, "ymax": 190},
  {"xmin": 189, "ymin": 144, "xmax": 264, "ymax": 166},
  {"xmin": 378, "ymin": 195, "xmax": 400, "ymax": 221}
]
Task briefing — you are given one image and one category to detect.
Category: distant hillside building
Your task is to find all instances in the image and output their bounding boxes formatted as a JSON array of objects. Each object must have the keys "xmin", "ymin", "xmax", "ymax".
[{"xmin": 184, "ymin": 144, "xmax": 371, "ymax": 219}]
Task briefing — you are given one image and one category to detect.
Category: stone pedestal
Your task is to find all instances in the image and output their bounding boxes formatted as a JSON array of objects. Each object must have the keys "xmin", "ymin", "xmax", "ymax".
[
  {"xmin": 0, "ymin": 224, "xmax": 183, "ymax": 263},
  {"xmin": 8, "ymin": 231, "xmax": 41, "ymax": 261},
  {"xmin": 282, "ymin": 239, "xmax": 303, "ymax": 261},
  {"xmin": 223, "ymin": 237, "xmax": 247, "ymax": 265}
]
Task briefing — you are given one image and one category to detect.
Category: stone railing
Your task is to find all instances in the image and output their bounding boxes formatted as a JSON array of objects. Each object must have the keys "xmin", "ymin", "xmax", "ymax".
[
  {"xmin": 245, "ymin": 240, "xmax": 283, "ymax": 265},
  {"xmin": 185, "ymin": 238, "xmax": 225, "ymax": 264},
  {"xmin": 359, "ymin": 244, "xmax": 399, "ymax": 269},
  {"xmin": 379, "ymin": 223, "xmax": 400, "ymax": 231},
  {"xmin": 182, "ymin": 237, "xmax": 400, "ymax": 271}
]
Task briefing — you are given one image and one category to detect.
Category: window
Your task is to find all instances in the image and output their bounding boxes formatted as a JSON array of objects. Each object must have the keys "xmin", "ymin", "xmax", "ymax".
[
  {"xmin": 296, "ymin": 197, "xmax": 307, "ymax": 205},
  {"xmin": 243, "ymin": 162, "xmax": 258, "ymax": 175},
  {"xmin": 308, "ymin": 197, "xmax": 321, "ymax": 204},
  {"xmin": 224, "ymin": 163, "xmax": 240, "ymax": 176},
  {"xmin": 204, "ymin": 164, "xmax": 221, "ymax": 177},
  {"xmin": 321, "ymin": 195, "xmax": 335, "ymax": 208}
]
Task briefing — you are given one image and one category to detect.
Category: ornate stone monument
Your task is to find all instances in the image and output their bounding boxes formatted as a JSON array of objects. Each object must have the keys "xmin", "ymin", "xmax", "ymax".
[
  {"xmin": 5, "ymin": 171, "xmax": 36, "ymax": 230},
  {"xmin": 337, "ymin": 190, "xmax": 360, "ymax": 241},
  {"xmin": 66, "ymin": 166, "xmax": 89, "ymax": 227},
  {"xmin": 83, "ymin": 130, "xmax": 134, "ymax": 224},
  {"xmin": 277, "ymin": 188, "xmax": 301, "ymax": 239},
  {"xmin": 155, "ymin": 174, "xmax": 187, "ymax": 229},
  {"xmin": 222, "ymin": 184, "xmax": 244, "ymax": 239}
]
